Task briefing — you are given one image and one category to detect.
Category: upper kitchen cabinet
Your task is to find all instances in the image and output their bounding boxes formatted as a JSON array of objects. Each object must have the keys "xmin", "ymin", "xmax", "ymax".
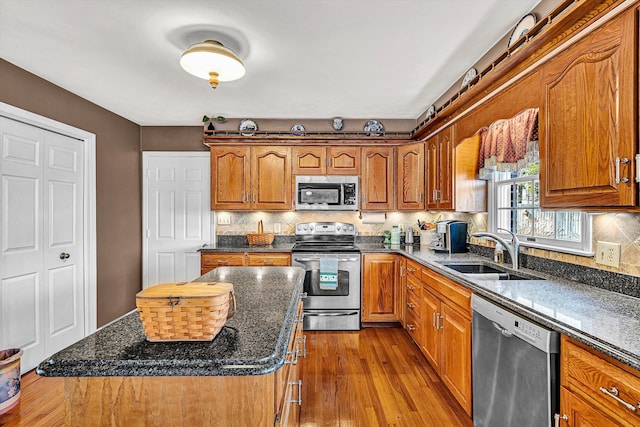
[
  {"xmin": 540, "ymin": 8, "xmax": 638, "ymax": 209},
  {"xmin": 426, "ymin": 127, "xmax": 453, "ymax": 210},
  {"xmin": 397, "ymin": 142, "xmax": 425, "ymax": 210},
  {"xmin": 292, "ymin": 146, "xmax": 360, "ymax": 175},
  {"xmin": 210, "ymin": 146, "xmax": 251, "ymax": 210},
  {"xmin": 454, "ymin": 134, "xmax": 486, "ymax": 212},
  {"xmin": 361, "ymin": 146, "xmax": 395, "ymax": 211},
  {"xmin": 210, "ymin": 146, "xmax": 292, "ymax": 210}
]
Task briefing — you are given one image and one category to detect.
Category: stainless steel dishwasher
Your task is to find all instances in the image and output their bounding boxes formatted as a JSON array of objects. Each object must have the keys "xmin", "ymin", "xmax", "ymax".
[{"xmin": 472, "ymin": 294, "xmax": 560, "ymax": 427}]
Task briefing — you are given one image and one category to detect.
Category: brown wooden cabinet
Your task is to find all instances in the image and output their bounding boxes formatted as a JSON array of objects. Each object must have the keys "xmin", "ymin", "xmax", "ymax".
[
  {"xmin": 362, "ymin": 253, "xmax": 398, "ymax": 322},
  {"xmin": 559, "ymin": 335, "xmax": 640, "ymax": 426},
  {"xmin": 210, "ymin": 146, "xmax": 291, "ymax": 211},
  {"xmin": 291, "ymin": 146, "xmax": 360, "ymax": 175},
  {"xmin": 540, "ymin": 8, "xmax": 637, "ymax": 209},
  {"xmin": 397, "ymin": 257, "xmax": 407, "ymax": 328},
  {"xmin": 454, "ymin": 134, "xmax": 486, "ymax": 212},
  {"xmin": 426, "ymin": 127, "xmax": 453, "ymax": 210},
  {"xmin": 397, "ymin": 142, "xmax": 425, "ymax": 210},
  {"xmin": 275, "ymin": 301, "xmax": 305, "ymax": 426},
  {"xmin": 201, "ymin": 252, "xmax": 291, "ymax": 274},
  {"xmin": 361, "ymin": 146, "xmax": 395, "ymax": 211},
  {"xmin": 420, "ymin": 265, "xmax": 472, "ymax": 416}
]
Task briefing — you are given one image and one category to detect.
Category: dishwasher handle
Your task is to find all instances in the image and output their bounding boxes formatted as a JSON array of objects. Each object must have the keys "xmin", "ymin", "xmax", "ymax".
[{"xmin": 492, "ymin": 321, "xmax": 513, "ymax": 337}]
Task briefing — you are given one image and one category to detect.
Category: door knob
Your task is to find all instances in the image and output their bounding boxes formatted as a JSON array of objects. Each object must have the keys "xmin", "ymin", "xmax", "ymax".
[{"xmin": 59, "ymin": 252, "xmax": 70, "ymax": 260}]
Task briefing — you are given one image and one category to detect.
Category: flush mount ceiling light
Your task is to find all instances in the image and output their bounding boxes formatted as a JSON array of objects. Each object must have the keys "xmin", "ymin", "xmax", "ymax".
[{"xmin": 180, "ymin": 40, "xmax": 245, "ymax": 89}]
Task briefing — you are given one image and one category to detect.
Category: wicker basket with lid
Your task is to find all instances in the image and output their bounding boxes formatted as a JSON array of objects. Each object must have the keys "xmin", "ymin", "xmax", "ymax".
[{"xmin": 136, "ymin": 282, "xmax": 235, "ymax": 342}]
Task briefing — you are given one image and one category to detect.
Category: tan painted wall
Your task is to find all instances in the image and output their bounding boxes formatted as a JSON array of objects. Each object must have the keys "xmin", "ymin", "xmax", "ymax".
[{"xmin": 0, "ymin": 59, "xmax": 142, "ymax": 327}]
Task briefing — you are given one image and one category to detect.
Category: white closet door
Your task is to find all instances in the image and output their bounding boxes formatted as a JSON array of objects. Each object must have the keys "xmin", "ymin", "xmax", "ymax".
[
  {"xmin": 143, "ymin": 153, "xmax": 210, "ymax": 289},
  {"xmin": 43, "ymin": 131, "xmax": 84, "ymax": 355},
  {"xmin": 0, "ymin": 117, "xmax": 85, "ymax": 373}
]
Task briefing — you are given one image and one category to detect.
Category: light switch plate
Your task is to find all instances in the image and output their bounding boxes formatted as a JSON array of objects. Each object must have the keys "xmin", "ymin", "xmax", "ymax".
[
  {"xmin": 217, "ymin": 213, "xmax": 231, "ymax": 225},
  {"xmin": 595, "ymin": 241, "xmax": 621, "ymax": 268}
]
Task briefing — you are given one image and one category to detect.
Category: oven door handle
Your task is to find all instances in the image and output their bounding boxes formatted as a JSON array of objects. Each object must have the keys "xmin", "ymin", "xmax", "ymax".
[
  {"xmin": 303, "ymin": 311, "xmax": 359, "ymax": 317},
  {"xmin": 294, "ymin": 257, "xmax": 360, "ymax": 263}
]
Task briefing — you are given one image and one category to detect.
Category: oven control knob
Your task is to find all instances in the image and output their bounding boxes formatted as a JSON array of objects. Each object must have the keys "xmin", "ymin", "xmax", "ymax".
[
  {"xmin": 336, "ymin": 225, "xmax": 341, "ymax": 231},
  {"xmin": 348, "ymin": 225, "xmax": 354, "ymax": 232},
  {"xmin": 309, "ymin": 225, "xmax": 314, "ymax": 231}
]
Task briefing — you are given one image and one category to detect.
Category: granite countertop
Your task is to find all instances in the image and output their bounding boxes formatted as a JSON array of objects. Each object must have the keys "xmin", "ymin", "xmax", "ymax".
[
  {"xmin": 36, "ymin": 267, "xmax": 305, "ymax": 377},
  {"xmin": 359, "ymin": 244, "xmax": 640, "ymax": 370}
]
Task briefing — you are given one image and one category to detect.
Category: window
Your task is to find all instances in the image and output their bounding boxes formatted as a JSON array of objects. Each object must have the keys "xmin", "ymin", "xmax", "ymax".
[{"xmin": 489, "ymin": 163, "xmax": 593, "ymax": 254}]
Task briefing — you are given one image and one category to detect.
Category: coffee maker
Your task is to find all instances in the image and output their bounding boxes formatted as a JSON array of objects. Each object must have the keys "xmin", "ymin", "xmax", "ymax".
[{"xmin": 432, "ymin": 220, "xmax": 468, "ymax": 253}]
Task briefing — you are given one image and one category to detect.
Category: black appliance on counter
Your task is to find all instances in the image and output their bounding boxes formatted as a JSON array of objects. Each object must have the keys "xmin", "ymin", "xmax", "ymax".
[
  {"xmin": 291, "ymin": 222, "xmax": 361, "ymax": 331},
  {"xmin": 432, "ymin": 220, "xmax": 468, "ymax": 253}
]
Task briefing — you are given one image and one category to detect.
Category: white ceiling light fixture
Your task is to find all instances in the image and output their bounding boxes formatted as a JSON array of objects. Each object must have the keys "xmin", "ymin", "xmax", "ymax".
[{"xmin": 180, "ymin": 40, "xmax": 245, "ymax": 89}]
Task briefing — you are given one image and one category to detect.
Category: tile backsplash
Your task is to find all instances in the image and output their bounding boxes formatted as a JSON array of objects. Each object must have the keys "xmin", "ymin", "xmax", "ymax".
[{"xmin": 215, "ymin": 211, "xmax": 640, "ymax": 278}]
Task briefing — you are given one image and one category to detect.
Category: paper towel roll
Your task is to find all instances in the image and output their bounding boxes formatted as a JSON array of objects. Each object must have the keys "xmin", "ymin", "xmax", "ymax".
[{"xmin": 361, "ymin": 212, "xmax": 386, "ymax": 224}]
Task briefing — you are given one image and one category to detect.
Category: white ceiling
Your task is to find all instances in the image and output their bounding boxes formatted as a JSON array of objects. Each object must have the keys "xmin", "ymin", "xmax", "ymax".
[{"xmin": 0, "ymin": 0, "xmax": 541, "ymax": 126}]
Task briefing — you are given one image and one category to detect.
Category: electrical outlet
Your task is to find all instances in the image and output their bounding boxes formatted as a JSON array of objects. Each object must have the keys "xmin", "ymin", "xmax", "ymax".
[
  {"xmin": 274, "ymin": 223, "xmax": 281, "ymax": 233},
  {"xmin": 217, "ymin": 213, "xmax": 231, "ymax": 225},
  {"xmin": 595, "ymin": 241, "xmax": 621, "ymax": 268}
]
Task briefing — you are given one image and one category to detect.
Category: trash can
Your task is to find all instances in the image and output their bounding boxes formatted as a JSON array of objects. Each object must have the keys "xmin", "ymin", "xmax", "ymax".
[{"xmin": 0, "ymin": 349, "xmax": 22, "ymax": 415}]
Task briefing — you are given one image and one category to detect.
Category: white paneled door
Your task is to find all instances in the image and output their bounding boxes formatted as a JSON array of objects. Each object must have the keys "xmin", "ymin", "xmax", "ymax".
[
  {"xmin": 0, "ymin": 117, "xmax": 85, "ymax": 373},
  {"xmin": 143, "ymin": 153, "xmax": 211, "ymax": 289}
]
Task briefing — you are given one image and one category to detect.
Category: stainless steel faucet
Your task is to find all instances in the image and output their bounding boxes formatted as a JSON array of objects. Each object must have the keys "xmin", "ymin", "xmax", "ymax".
[{"xmin": 472, "ymin": 228, "xmax": 520, "ymax": 270}]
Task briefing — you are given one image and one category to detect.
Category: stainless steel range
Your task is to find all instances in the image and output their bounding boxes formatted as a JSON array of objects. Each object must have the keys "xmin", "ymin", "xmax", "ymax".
[{"xmin": 291, "ymin": 222, "xmax": 361, "ymax": 330}]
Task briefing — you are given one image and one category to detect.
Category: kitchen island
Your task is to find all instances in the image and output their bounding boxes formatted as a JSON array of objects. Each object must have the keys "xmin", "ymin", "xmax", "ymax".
[{"xmin": 36, "ymin": 266, "xmax": 306, "ymax": 426}]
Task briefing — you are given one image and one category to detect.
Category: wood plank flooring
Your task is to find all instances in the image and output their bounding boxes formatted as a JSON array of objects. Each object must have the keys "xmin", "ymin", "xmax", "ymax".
[{"xmin": 0, "ymin": 327, "xmax": 471, "ymax": 426}]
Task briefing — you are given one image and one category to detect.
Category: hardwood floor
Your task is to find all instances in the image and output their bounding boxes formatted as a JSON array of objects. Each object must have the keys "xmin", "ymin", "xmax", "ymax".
[{"xmin": 0, "ymin": 327, "xmax": 471, "ymax": 426}]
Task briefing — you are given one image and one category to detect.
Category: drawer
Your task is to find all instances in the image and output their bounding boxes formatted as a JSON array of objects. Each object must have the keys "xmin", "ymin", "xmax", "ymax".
[
  {"xmin": 422, "ymin": 267, "xmax": 471, "ymax": 316},
  {"xmin": 406, "ymin": 274, "xmax": 421, "ymax": 300},
  {"xmin": 406, "ymin": 311, "xmax": 421, "ymax": 343},
  {"xmin": 562, "ymin": 337, "xmax": 640, "ymax": 424},
  {"xmin": 406, "ymin": 259, "xmax": 422, "ymax": 280},
  {"xmin": 246, "ymin": 253, "xmax": 291, "ymax": 266},
  {"xmin": 406, "ymin": 288, "xmax": 421, "ymax": 319},
  {"xmin": 201, "ymin": 253, "xmax": 245, "ymax": 267}
]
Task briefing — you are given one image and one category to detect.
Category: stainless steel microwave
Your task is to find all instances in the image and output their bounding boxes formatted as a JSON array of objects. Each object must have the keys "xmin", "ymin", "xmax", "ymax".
[{"xmin": 295, "ymin": 176, "xmax": 358, "ymax": 211}]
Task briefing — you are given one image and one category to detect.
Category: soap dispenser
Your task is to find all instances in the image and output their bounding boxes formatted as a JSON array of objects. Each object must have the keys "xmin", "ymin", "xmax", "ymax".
[{"xmin": 494, "ymin": 243, "xmax": 504, "ymax": 263}]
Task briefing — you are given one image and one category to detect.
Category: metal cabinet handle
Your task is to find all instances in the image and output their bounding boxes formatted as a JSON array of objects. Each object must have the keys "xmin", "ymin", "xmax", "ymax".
[
  {"xmin": 406, "ymin": 267, "xmax": 415, "ymax": 273},
  {"xmin": 432, "ymin": 312, "xmax": 437, "ymax": 328},
  {"xmin": 553, "ymin": 414, "xmax": 568, "ymax": 426},
  {"xmin": 407, "ymin": 302, "xmax": 415, "ymax": 309},
  {"xmin": 296, "ymin": 335, "xmax": 307, "ymax": 359},
  {"xmin": 59, "ymin": 252, "xmax": 70, "ymax": 260},
  {"xmin": 406, "ymin": 324, "xmax": 415, "ymax": 331},
  {"xmin": 286, "ymin": 347, "xmax": 299, "ymax": 365},
  {"xmin": 407, "ymin": 284, "xmax": 414, "ymax": 290},
  {"xmin": 420, "ymin": 192, "xmax": 424, "ymax": 203},
  {"xmin": 262, "ymin": 259, "xmax": 274, "ymax": 264},
  {"xmin": 400, "ymin": 265, "xmax": 404, "ymax": 277},
  {"xmin": 636, "ymin": 154, "xmax": 640, "ymax": 183},
  {"xmin": 217, "ymin": 259, "xmax": 229, "ymax": 264},
  {"xmin": 599, "ymin": 386, "xmax": 639, "ymax": 412},
  {"xmin": 616, "ymin": 157, "xmax": 630, "ymax": 184},
  {"xmin": 437, "ymin": 314, "xmax": 444, "ymax": 330},
  {"xmin": 289, "ymin": 380, "xmax": 303, "ymax": 405}
]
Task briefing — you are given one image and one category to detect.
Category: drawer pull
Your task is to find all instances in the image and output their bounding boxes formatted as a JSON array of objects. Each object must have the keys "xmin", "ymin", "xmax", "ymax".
[
  {"xmin": 407, "ymin": 284, "xmax": 415, "ymax": 290},
  {"xmin": 407, "ymin": 302, "xmax": 416, "ymax": 309},
  {"xmin": 262, "ymin": 259, "xmax": 274, "ymax": 264},
  {"xmin": 599, "ymin": 386, "xmax": 639, "ymax": 412},
  {"xmin": 290, "ymin": 380, "xmax": 303, "ymax": 405},
  {"xmin": 217, "ymin": 259, "xmax": 229, "ymax": 264},
  {"xmin": 407, "ymin": 267, "xmax": 415, "ymax": 273},
  {"xmin": 407, "ymin": 324, "xmax": 415, "ymax": 331}
]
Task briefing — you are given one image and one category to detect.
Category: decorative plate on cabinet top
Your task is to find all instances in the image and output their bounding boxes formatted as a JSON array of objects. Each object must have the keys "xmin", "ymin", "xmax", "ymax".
[
  {"xmin": 363, "ymin": 119, "xmax": 384, "ymax": 136},
  {"xmin": 508, "ymin": 13, "xmax": 537, "ymax": 48},
  {"xmin": 426, "ymin": 105, "xmax": 436, "ymax": 118},
  {"xmin": 461, "ymin": 68, "xmax": 477, "ymax": 88},
  {"xmin": 238, "ymin": 119, "xmax": 258, "ymax": 136},
  {"xmin": 290, "ymin": 124, "xmax": 306, "ymax": 136}
]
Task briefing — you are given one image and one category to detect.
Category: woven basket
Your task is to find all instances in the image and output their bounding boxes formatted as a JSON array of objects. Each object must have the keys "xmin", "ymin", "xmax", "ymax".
[
  {"xmin": 136, "ymin": 282, "xmax": 235, "ymax": 342},
  {"xmin": 247, "ymin": 233, "xmax": 274, "ymax": 245}
]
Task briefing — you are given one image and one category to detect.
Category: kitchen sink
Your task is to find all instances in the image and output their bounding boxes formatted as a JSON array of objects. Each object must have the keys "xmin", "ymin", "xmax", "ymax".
[{"xmin": 438, "ymin": 263, "xmax": 544, "ymax": 281}]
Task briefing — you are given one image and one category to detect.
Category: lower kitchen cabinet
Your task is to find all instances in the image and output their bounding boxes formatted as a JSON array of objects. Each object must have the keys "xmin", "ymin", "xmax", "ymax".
[
  {"xmin": 362, "ymin": 253, "xmax": 398, "ymax": 322},
  {"xmin": 201, "ymin": 252, "xmax": 291, "ymax": 274},
  {"xmin": 397, "ymin": 257, "xmax": 407, "ymax": 328},
  {"xmin": 421, "ymin": 265, "xmax": 472, "ymax": 417},
  {"xmin": 275, "ymin": 301, "xmax": 305, "ymax": 426},
  {"xmin": 559, "ymin": 335, "xmax": 640, "ymax": 426}
]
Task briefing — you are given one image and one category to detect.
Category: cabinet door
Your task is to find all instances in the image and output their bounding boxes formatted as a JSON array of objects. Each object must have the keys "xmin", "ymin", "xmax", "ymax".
[
  {"xmin": 540, "ymin": 10, "xmax": 637, "ymax": 208},
  {"xmin": 440, "ymin": 303, "xmax": 472, "ymax": 416},
  {"xmin": 361, "ymin": 146, "xmax": 394, "ymax": 211},
  {"xmin": 397, "ymin": 143, "xmax": 425, "ymax": 210},
  {"xmin": 327, "ymin": 146, "xmax": 360, "ymax": 175},
  {"xmin": 421, "ymin": 288, "xmax": 441, "ymax": 372},
  {"xmin": 437, "ymin": 128, "xmax": 453, "ymax": 209},
  {"xmin": 362, "ymin": 253, "xmax": 397, "ymax": 322},
  {"xmin": 560, "ymin": 387, "xmax": 627, "ymax": 427},
  {"xmin": 292, "ymin": 146, "xmax": 326, "ymax": 175},
  {"xmin": 251, "ymin": 147, "xmax": 292, "ymax": 210},
  {"xmin": 426, "ymin": 136, "xmax": 439, "ymax": 209},
  {"xmin": 210, "ymin": 146, "xmax": 251, "ymax": 210}
]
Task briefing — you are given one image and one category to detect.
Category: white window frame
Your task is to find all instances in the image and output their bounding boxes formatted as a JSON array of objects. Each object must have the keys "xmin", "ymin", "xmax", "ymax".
[{"xmin": 488, "ymin": 173, "xmax": 594, "ymax": 256}]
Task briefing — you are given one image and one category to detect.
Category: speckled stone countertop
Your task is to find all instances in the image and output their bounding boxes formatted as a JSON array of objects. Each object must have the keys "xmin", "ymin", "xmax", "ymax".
[
  {"xmin": 359, "ymin": 244, "xmax": 640, "ymax": 370},
  {"xmin": 36, "ymin": 267, "xmax": 305, "ymax": 377}
]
